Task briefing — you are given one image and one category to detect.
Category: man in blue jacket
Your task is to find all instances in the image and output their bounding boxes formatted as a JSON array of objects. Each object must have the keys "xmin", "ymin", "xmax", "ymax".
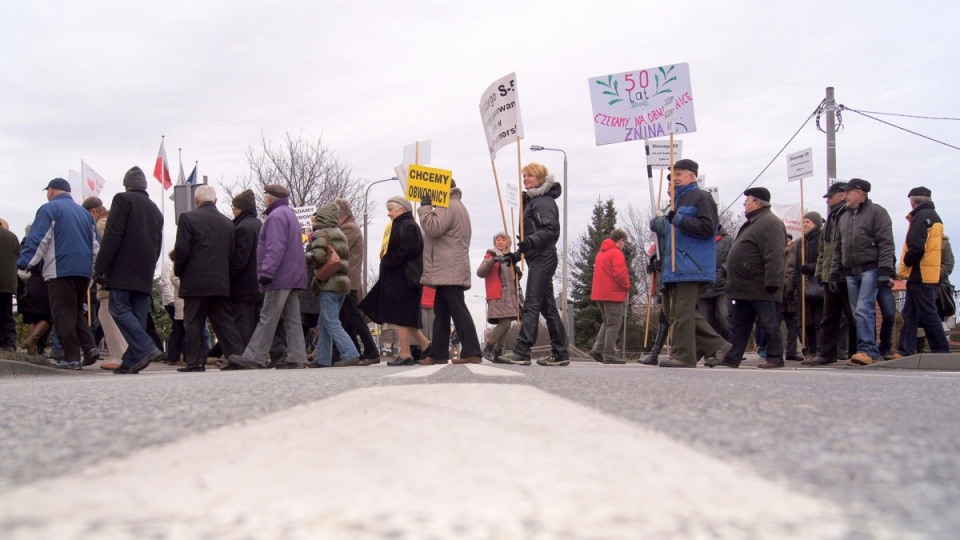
[
  {"xmin": 654, "ymin": 160, "xmax": 731, "ymax": 368},
  {"xmin": 18, "ymin": 178, "xmax": 100, "ymax": 369}
]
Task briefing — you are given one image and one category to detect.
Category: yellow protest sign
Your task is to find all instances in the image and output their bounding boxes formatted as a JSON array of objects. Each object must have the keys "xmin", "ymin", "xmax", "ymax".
[{"xmin": 406, "ymin": 164, "xmax": 452, "ymax": 208}]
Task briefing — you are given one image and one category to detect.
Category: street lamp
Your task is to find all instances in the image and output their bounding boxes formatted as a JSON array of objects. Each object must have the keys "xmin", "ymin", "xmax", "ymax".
[
  {"xmin": 530, "ymin": 145, "xmax": 569, "ymax": 333},
  {"xmin": 363, "ymin": 176, "xmax": 399, "ymax": 294}
]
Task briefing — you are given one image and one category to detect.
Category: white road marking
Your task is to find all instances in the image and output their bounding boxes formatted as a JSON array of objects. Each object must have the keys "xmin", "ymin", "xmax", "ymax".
[
  {"xmin": 0, "ymin": 384, "xmax": 898, "ymax": 538},
  {"xmin": 463, "ymin": 363, "xmax": 524, "ymax": 377},
  {"xmin": 383, "ymin": 364, "xmax": 447, "ymax": 378}
]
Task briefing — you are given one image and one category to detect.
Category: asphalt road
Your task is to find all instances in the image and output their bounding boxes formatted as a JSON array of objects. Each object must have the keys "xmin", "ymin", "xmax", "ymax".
[{"xmin": 1, "ymin": 359, "xmax": 958, "ymax": 538}]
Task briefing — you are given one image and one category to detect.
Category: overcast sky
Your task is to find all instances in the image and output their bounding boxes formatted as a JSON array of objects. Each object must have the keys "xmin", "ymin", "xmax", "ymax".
[{"xmin": 2, "ymin": 1, "xmax": 958, "ymax": 329}]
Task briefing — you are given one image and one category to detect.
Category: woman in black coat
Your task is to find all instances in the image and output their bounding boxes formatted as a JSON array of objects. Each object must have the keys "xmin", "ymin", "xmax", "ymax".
[
  {"xmin": 790, "ymin": 212, "xmax": 824, "ymax": 359},
  {"xmin": 359, "ymin": 196, "xmax": 430, "ymax": 366}
]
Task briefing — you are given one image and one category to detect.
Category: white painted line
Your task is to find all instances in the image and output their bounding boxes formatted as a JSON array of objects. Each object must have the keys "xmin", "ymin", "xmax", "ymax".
[
  {"xmin": 463, "ymin": 363, "xmax": 524, "ymax": 377},
  {"xmin": 384, "ymin": 364, "xmax": 447, "ymax": 378},
  {"xmin": 0, "ymin": 384, "xmax": 897, "ymax": 538}
]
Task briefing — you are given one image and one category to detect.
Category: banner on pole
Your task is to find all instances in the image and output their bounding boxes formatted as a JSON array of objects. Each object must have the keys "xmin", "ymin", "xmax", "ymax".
[
  {"xmin": 80, "ymin": 160, "xmax": 106, "ymax": 200},
  {"xmin": 646, "ymin": 140, "xmax": 683, "ymax": 169},
  {"xmin": 405, "ymin": 164, "xmax": 453, "ymax": 208},
  {"xmin": 479, "ymin": 72, "xmax": 524, "ymax": 160},
  {"xmin": 771, "ymin": 202, "xmax": 803, "ymax": 239},
  {"xmin": 67, "ymin": 170, "xmax": 83, "ymax": 203},
  {"xmin": 588, "ymin": 63, "xmax": 695, "ymax": 146},
  {"xmin": 504, "ymin": 181, "xmax": 519, "ymax": 209},
  {"xmin": 403, "ymin": 140, "xmax": 431, "ymax": 166},
  {"xmin": 787, "ymin": 148, "xmax": 814, "ymax": 182}
]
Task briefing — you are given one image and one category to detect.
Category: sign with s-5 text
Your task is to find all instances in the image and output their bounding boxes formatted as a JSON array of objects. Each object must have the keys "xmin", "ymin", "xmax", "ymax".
[{"xmin": 588, "ymin": 63, "xmax": 696, "ymax": 146}]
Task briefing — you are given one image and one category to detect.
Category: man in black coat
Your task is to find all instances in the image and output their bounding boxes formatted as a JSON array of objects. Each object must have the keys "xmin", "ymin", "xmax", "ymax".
[
  {"xmin": 0, "ymin": 221, "xmax": 19, "ymax": 351},
  {"xmin": 172, "ymin": 185, "xmax": 244, "ymax": 372},
  {"xmin": 94, "ymin": 166, "xmax": 165, "ymax": 374}
]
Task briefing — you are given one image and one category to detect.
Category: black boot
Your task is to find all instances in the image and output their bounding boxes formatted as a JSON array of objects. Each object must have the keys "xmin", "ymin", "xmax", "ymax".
[
  {"xmin": 640, "ymin": 320, "xmax": 668, "ymax": 366},
  {"xmin": 481, "ymin": 343, "xmax": 495, "ymax": 362}
]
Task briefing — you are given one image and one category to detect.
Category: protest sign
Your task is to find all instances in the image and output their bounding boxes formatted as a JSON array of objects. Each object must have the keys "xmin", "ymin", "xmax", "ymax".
[
  {"xmin": 406, "ymin": 164, "xmax": 453, "ymax": 208},
  {"xmin": 646, "ymin": 140, "xmax": 683, "ymax": 169},
  {"xmin": 479, "ymin": 73, "xmax": 524, "ymax": 159},
  {"xmin": 787, "ymin": 148, "xmax": 814, "ymax": 182},
  {"xmin": 293, "ymin": 206, "xmax": 315, "ymax": 229},
  {"xmin": 80, "ymin": 160, "xmax": 106, "ymax": 200},
  {"xmin": 771, "ymin": 202, "xmax": 803, "ymax": 239}
]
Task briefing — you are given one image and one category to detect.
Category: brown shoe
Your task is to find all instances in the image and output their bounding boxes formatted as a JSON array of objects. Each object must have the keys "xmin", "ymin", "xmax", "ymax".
[
  {"xmin": 418, "ymin": 357, "xmax": 449, "ymax": 365},
  {"xmin": 452, "ymin": 356, "xmax": 481, "ymax": 364},
  {"xmin": 848, "ymin": 352, "xmax": 878, "ymax": 366},
  {"xmin": 757, "ymin": 361, "xmax": 783, "ymax": 369},
  {"xmin": 100, "ymin": 362, "xmax": 121, "ymax": 371}
]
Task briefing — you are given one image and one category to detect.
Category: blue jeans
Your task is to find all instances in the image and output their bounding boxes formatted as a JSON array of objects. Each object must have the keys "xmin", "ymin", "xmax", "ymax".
[
  {"xmin": 845, "ymin": 269, "xmax": 880, "ymax": 359},
  {"xmin": 109, "ymin": 289, "xmax": 160, "ymax": 366},
  {"xmin": 898, "ymin": 282, "xmax": 950, "ymax": 355},
  {"xmin": 876, "ymin": 284, "xmax": 895, "ymax": 355},
  {"xmin": 316, "ymin": 291, "xmax": 359, "ymax": 366}
]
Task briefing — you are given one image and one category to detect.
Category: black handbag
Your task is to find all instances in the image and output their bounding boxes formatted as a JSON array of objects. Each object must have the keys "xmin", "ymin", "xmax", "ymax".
[
  {"xmin": 936, "ymin": 281, "xmax": 956, "ymax": 320},
  {"xmin": 804, "ymin": 275, "xmax": 824, "ymax": 300}
]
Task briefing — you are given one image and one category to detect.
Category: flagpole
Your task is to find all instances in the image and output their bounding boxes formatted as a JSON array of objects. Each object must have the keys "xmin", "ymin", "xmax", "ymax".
[{"xmin": 161, "ymin": 136, "xmax": 166, "ymax": 262}]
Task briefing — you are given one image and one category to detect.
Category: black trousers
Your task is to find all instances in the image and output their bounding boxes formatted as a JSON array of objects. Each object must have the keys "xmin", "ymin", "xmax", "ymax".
[
  {"xmin": 182, "ymin": 296, "xmax": 243, "ymax": 368},
  {"xmin": 0, "ymin": 293, "xmax": 16, "ymax": 349},
  {"xmin": 513, "ymin": 250, "xmax": 568, "ymax": 360},
  {"xmin": 340, "ymin": 290, "xmax": 378, "ymax": 356},
  {"xmin": 820, "ymin": 280, "xmax": 857, "ymax": 361},
  {"xmin": 431, "ymin": 285, "xmax": 482, "ymax": 360},
  {"xmin": 728, "ymin": 299, "xmax": 782, "ymax": 365},
  {"xmin": 47, "ymin": 276, "xmax": 96, "ymax": 363}
]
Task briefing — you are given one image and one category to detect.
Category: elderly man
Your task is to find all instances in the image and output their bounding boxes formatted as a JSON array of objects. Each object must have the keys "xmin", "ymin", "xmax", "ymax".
[
  {"xmin": 417, "ymin": 181, "xmax": 482, "ymax": 365},
  {"xmin": 894, "ymin": 186, "xmax": 949, "ymax": 356},
  {"xmin": 173, "ymin": 184, "xmax": 244, "ymax": 372},
  {"xmin": 18, "ymin": 178, "xmax": 100, "ymax": 369},
  {"xmin": 653, "ymin": 159, "xmax": 731, "ymax": 368},
  {"xmin": 707, "ymin": 187, "xmax": 787, "ymax": 369},
  {"xmin": 0, "ymin": 220, "xmax": 18, "ymax": 352},
  {"xmin": 93, "ymin": 167, "xmax": 165, "ymax": 374},
  {"xmin": 334, "ymin": 198, "xmax": 380, "ymax": 365},
  {"xmin": 830, "ymin": 178, "xmax": 895, "ymax": 366},
  {"xmin": 228, "ymin": 184, "xmax": 308, "ymax": 369}
]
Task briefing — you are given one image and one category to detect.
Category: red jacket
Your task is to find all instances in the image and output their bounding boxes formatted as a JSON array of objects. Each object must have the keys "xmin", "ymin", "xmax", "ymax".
[{"xmin": 591, "ymin": 239, "xmax": 630, "ymax": 302}]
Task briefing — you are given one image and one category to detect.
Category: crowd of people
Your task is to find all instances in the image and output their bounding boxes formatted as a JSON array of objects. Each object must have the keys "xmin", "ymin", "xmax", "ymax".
[{"xmin": 1, "ymin": 157, "xmax": 951, "ymax": 372}]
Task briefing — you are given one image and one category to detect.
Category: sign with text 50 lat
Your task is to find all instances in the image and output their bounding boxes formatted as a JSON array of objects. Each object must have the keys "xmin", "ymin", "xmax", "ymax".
[{"xmin": 587, "ymin": 63, "xmax": 696, "ymax": 146}]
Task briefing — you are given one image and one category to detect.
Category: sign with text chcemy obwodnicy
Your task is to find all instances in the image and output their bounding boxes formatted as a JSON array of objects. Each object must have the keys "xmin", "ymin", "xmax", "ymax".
[
  {"xmin": 406, "ymin": 164, "xmax": 453, "ymax": 208},
  {"xmin": 479, "ymin": 72, "xmax": 524, "ymax": 160},
  {"xmin": 588, "ymin": 63, "xmax": 695, "ymax": 146},
  {"xmin": 786, "ymin": 147, "xmax": 814, "ymax": 183}
]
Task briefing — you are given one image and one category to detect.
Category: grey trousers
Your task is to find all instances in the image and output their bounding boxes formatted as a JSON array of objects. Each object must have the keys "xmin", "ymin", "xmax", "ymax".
[
  {"xmin": 242, "ymin": 288, "xmax": 306, "ymax": 366},
  {"xmin": 592, "ymin": 300, "xmax": 624, "ymax": 361}
]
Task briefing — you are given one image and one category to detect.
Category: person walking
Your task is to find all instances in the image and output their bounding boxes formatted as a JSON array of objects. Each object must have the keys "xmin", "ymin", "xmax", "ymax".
[
  {"xmin": 706, "ymin": 187, "xmax": 786, "ymax": 369},
  {"xmin": 477, "ymin": 232, "xmax": 521, "ymax": 363},
  {"xmin": 698, "ymin": 225, "xmax": 733, "ymax": 340},
  {"xmin": 334, "ymin": 198, "xmax": 381, "ymax": 365},
  {"xmin": 228, "ymin": 185, "xmax": 309, "ymax": 369},
  {"xmin": 417, "ymin": 181, "xmax": 482, "ymax": 365},
  {"xmin": 82, "ymin": 196, "xmax": 127, "ymax": 370},
  {"xmin": 173, "ymin": 185, "xmax": 245, "ymax": 372},
  {"xmin": 830, "ymin": 179, "xmax": 896, "ymax": 366},
  {"xmin": 0, "ymin": 220, "xmax": 19, "ymax": 352},
  {"xmin": 18, "ymin": 178, "xmax": 100, "ymax": 369},
  {"xmin": 588, "ymin": 229, "xmax": 630, "ymax": 364}
]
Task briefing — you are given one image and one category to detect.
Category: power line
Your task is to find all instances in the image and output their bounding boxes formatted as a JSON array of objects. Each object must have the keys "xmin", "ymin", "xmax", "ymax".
[
  {"xmin": 840, "ymin": 108, "xmax": 960, "ymax": 121},
  {"xmin": 840, "ymin": 105, "xmax": 960, "ymax": 152},
  {"xmin": 720, "ymin": 101, "xmax": 822, "ymax": 216}
]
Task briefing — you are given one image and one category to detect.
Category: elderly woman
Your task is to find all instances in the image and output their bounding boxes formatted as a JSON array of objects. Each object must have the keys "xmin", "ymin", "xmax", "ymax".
[
  {"xmin": 476, "ymin": 232, "xmax": 521, "ymax": 362},
  {"xmin": 359, "ymin": 196, "xmax": 430, "ymax": 366},
  {"xmin": 500, "ymin": 163, "xmax": 570, "ymax": 366},
  {"xmin": 790, "ymin": 211, "xmax": 824, "ymax": 361}
]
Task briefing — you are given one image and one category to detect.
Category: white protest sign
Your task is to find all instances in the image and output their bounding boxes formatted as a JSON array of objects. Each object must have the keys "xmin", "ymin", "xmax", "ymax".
[
  {"xmin": 479, "ymin": 72, "xmax": 524, "ymax": 160},
  {"xmin": 705, "ymin": 186, "xmax": 719, "ymax": 204},
  {"xmin": 504, "ymin": 181, "xmax": 519, "ymax": 209},
  {"xmin": 394, "ymin": 164, "xmax": 408, "ymax": 192},
  {"xmin": 292, "ymin": 206, "xmax": 315, "ymax": 229},
  {"xmin": 697, "ymin": 175, "xmax": 707, "ymax": 189},
  {"xmin": 645, "ymin": 140, "xmax": 683, "ymax": 169},
  {"xmin": 588, "ymin": 63, "xmax": 696, "ymax": 146},
  {"xmin": 80, "ymin": 160, "xmax": 106, "ymax": 200},
  {"xmin": 67, "ymin": 169, "xmax": 83, "ymax": 203},
  {"xmin": 787, "ymin": 148, "xmax": 814, "ymax": 182},
  {"xmin": 771, "ymin": 202, "xmax": 803, "ymax": 239},
  {"xmin": 403, "ymin": 140, "xmax": 431, "ymax": 166}
]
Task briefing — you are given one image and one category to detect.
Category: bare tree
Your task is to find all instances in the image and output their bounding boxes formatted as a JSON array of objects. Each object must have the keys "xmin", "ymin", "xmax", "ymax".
[{"xmin": 220, "ymin": 132, "xmax": 367, "ymax": 222}]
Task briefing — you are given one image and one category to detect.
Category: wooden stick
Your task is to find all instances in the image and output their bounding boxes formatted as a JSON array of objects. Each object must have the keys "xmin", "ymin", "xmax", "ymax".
[
  {"xmin": 489, "ymin": 161, "xmax": 510, "ymax": 243},
  {"xmin": 510, "ymin": 207, "xmax": 521, "ymax": 324},
  {"xmin": 669, "ymin": 132, "xmax": 676, "ymax": 272},
  {"xmin": 644, "ymin": 274, "xmax": 654, "ymax": 347},
  {"xmin": 800, "ymin": 178, "xmax": 806, "ymax": 350},
  {"xmin": 516, "ymin": 137, "xmax": 525, "ymax": 272}
]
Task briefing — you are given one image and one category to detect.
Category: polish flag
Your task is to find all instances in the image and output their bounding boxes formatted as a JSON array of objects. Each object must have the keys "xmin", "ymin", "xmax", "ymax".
[{"xmin": 153, "ymin": 139, "xmax": 173, "ymax": 190}]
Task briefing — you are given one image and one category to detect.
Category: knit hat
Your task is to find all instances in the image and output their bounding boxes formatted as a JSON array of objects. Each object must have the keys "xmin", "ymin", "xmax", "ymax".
[
  {"xmin": 673, "ymin": 159, "xmax": 699, "ymax": 176},
  {"xmin": 81, "ymin": 196, "xmax": 103, "ymax": 211},
  {"xmin": 803, "ymin": 211, "xmax": 823, "ymax": 228},
  {"xmin": 232, "ymin": 189, "xmax": 256, "ymax": 211},
  {"xmin": 386, "ymin": 195, "xmax": 412, "ymax": 212},
  {"xmin": 264, "ymin": 184, "xmax": 290, "ymax": 198},
  {"xmin": 122, "ymin": 166, "xmax": 148, "ymax": 190},
  {"xmin": 493, "ymin": 231, "xmax": 509, "ymax": 245}
]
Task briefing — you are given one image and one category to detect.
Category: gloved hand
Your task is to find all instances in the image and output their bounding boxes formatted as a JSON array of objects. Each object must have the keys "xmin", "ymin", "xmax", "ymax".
[
  {"xmin": 258, "ymin": 276, "xmax": 273, "ymax": 286},
  {"xmin": 828, "ymin": 278, "xmax": 840, "ymax": 294},
  {"xmin": 665, "ymin": 209, "xmax": 677, "ymax": 223},
  {"xmin": 765, "ymin": 286, "xmax": 778, "ymax": 295},
  {"xmin": 504, "ymin": 252, "xmax": 521, "ymax": 264},
  {"xmin": 420, "ymin": 194, "xmax": 432, "ymax": 207},
  {"xmin": 93, "ymin": 272, "xmax": 107, "ymax": 285},
  {"xmin": 800, "ymin": 263, "xmax": 816, "ymax": 276},
  {"xmin": 516, "ymin": 237, "xmax": 531, "ymax": 254},
  {"xmin": 17, "ymin": 269, "xmax": 31, "ymax": 281}
]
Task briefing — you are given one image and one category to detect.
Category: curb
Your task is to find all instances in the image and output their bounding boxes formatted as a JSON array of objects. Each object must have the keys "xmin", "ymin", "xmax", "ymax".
[{"xmin": 0, "ymin": 359, "xmax": 82, "ymax": 378}]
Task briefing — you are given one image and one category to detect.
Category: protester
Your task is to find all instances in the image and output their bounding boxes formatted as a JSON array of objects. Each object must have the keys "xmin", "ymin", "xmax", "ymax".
[
  {"xmin": 334, "ymin": 198, "xmax": 380, "ymax": 365},
  {"xmin": 160, "ymin": 251, "xmax": 185, "ymax": 366},
  {"xmin": 17, "ymin": 224, "xmax": 51, "ymax": 355},
  {"xmin": 698, "ymin": 224, "xmax": 733, "ymax": 340},
  {"xmin": 650, "ymin": 160, "xmax": 730, "ymax": 368},
  {"xmin": 640, "ymin": 242, "xmax": 669, "ymax": 366},
  {"xmin": 830, "ymin": 179, "xmax": 895, "ymax": 366},
  {"xmin": 359, "ymin": 196, "xmax": 430, "ymax": 366},
  {"xmin": 500, "ymin": 163, "xmax": 570, "ymax": 366},
  {"xmin": 476, "ymin": 232, "xmax": 521, "ymax": 363},
  {"xmin": 706, "ymin": 187, "xmax": 786, "ymax": 368},
  {"xmin": 228, "ymin": 189, "xmax": 264, "ymax": 353},
  {"xmin": 228, "ymin": 184, "xmax": 309, "ymax": 369},
  {"xmin": 588, "ymin": 229, "xmax": 630, "ymax": 364},
  {"xmin": 781, "ymin": 234, "xmax": 802, "ymax": 360},
  {"xmin": 82, "ymin": 196, "xmax": 126, "ymax": 370},
  {"xmin": 417, "ymin": 181, "xmax": 482, "ymax": 365},
  {"xmin": 893, "ymin": 186, "xmax": 949, "ymax": 356},
  {"xmin": 18, "ymin": 178, "xmax": 100, "ymax": 369},
  {"xmin": 173, "ymin": 184, "xmax": 244, "ymax": 372},
  {"xmin": 0, "ymin": 220, "xmax": 19, "ymax": 352},
  {"xmin": 790, "ymin": 211, "xmax": 824, "ymax": 361},
  {"xmin": 301, "ymin": 201, "xmax": 358, "ymax": 367}
]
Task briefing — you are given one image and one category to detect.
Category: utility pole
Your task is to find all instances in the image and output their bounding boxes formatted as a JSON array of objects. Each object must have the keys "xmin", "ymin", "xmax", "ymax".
[{"xmin": 825, "ymin": 87, "xmax": 837, "ymax": 190}]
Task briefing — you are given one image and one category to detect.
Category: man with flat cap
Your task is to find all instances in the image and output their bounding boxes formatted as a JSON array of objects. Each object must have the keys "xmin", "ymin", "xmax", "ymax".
[
  {"xmin": 93, "ymin": 166, "xmax": 165, "ymax": 374},
  {"xmin": 707, "ymin": 187, "xmax": 787, "ymax": 368},
  {"xmin": 830, "ymin": 178, "xmax": 895, "ymax": 366},
  {"xmin": 18, "ymin": 178, "xmax": 100, "ymax": 369},
  {"xmin": 654, "ymin": 159, "xmax": 731, "ymax": 368},
  {"xmin": 894, "ymin": 186, "xmax": 949, "ymax": 356}
]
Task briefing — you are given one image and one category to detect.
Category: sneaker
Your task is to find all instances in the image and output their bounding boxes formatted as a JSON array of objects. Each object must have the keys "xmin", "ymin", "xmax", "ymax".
[
  {"xmin": 536, "ymin": 355, "xmax": 570, "ymax": 366},
  {"xmin": 499, "ymin": 351, "xmax": 531, "ymax": 365},
  {"xmin": 588, "ymin": 350, "xmax": 604, "ymax": 363},
  {"xmin": 51, "ymin": 359, "xmax": 80, "ymax": 370},
  {"xmin": 758, "ymin": 349, "xmax": 767, "ymax": 359},
  {"xmin": 848, "ymin": 352, "xmax": 879, "ymax": 366}
]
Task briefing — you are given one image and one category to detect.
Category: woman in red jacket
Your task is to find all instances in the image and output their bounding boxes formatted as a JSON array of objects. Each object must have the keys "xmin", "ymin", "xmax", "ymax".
[{"xmin": 589, "ymin": 229, "xmax": 631, "ymax": 364}]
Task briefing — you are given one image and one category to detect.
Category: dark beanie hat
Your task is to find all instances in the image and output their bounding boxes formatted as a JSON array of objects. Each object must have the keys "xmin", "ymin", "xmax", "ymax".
[
  {"xmin": 123, "ymin": 166, "xmax": 148, "ymax": 190},
  {"xmin": 232, "ymin": 189, "xmax": 256, "ymax": 211},
  {"xmin": 744, "ymin": 187, "xmax": 771, "ymax": 202},
  {"xmin": 803, "ymin": 211, "xmax": 823, "ymax": 228},
  {"xmin": 264, "ymin": 184, "xmax": 290, "ymax": 198},
  {"xmin": 81, "ymin": 196, "xmax": 103, "ymax": 211},
  {"xmin": 673, "ymin": 159, "xmax": 699, "ymax": 176}
]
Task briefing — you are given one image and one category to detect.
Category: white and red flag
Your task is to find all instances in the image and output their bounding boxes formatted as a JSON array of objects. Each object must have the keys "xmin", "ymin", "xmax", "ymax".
[
  {"xmin": 153, "ymin": 139, "xmax": 172, "ymax": 189},
  {"xmin": 80, "ymin": 160, "xmax": 106, "ymax": 199}
]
